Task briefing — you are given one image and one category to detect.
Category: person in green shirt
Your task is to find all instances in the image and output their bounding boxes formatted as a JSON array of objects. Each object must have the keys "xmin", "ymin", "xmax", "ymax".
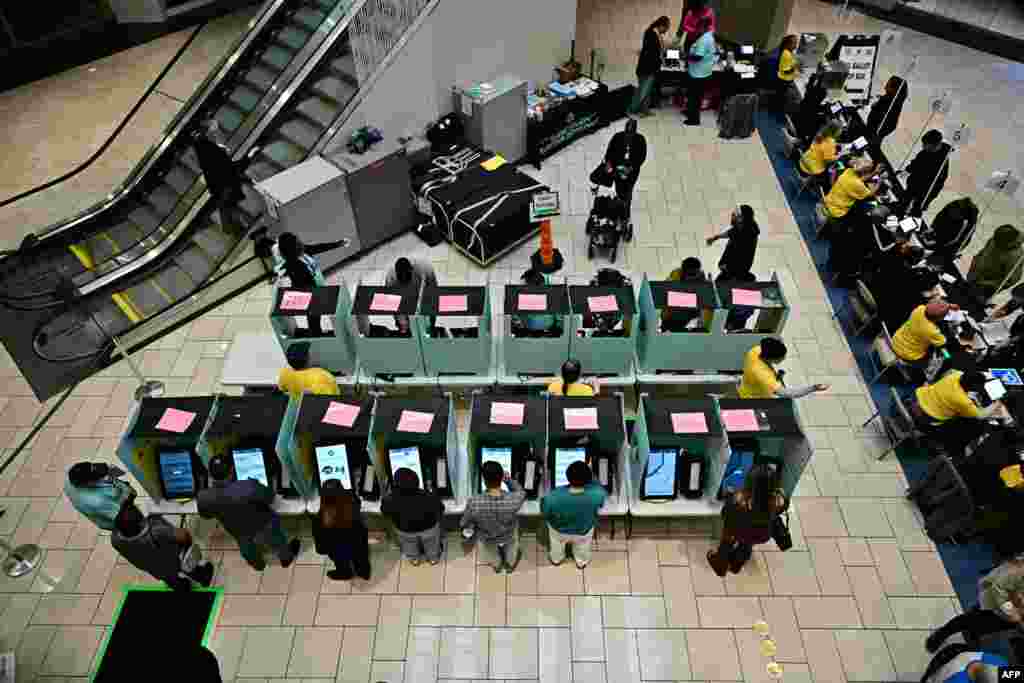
[
  {"xmin": 541, "ymin": 460, "xmax": 607, "ymax": 568},
  {"xmin": 967, "ymin": 224, "xmax": 1024, "ymax": 299}
]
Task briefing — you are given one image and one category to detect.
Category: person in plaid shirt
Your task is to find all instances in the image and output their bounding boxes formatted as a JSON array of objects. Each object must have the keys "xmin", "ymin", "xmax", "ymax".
[{"xmin": 460, "ymin": 461, "xmax": 526, "ymax": 573}]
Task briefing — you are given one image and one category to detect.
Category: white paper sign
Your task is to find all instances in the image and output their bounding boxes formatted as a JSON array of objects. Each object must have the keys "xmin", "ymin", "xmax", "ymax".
[{"xmin": 837, "ymin": 37, "xmax": 879, "ymax": 105}]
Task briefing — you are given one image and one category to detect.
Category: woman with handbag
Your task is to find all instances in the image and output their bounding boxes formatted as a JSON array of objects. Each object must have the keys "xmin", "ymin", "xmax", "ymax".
[
  {"xmin": 707, "ymin": 464, "xmax": 789, "ymax": 576},
  {"xmin": 313, "ymin": 479, "xmax": 371, "ymax": 580}
]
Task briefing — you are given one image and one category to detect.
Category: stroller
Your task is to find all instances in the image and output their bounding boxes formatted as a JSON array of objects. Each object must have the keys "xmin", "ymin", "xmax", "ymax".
[{"xmin": 586, "ymin": 186, "xmax": 632, "ymax": 263}]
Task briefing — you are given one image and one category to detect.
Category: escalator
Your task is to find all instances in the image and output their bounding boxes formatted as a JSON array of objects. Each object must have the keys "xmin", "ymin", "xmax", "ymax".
[{"xmin": 2, "ymin": 0, "xmax": 437, "ymax": 400}]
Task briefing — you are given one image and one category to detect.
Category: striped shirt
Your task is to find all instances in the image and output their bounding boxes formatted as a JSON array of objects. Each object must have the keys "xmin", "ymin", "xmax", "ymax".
[{"xmin": 460, "ymin": 479, "xmax": 527, "ymax": 545}]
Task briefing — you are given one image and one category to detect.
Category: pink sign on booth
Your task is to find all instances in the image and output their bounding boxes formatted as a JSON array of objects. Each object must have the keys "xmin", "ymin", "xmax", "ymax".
[
  {"xmin": 518, "ymin": 293, "xmax": 547, "ymax": 311},
  {"xmin": 667, "ymin": 291, "xmax": 698, "ymax": 308},
  {"xmin": 731, "ymin": 288, "xmax": 763, "ymax": 306},
  {"xmin": 587, "ymin": 295, "xmax": 618, "ymax": 313},
  {"xmin": 280, "ymin": 291, "xmax": 313, "ymax": 311},
  {"xmin": 490, "ymin": 402, "xmax": 525, "ymax": 426},
  {"xmin": 671, "ymin": 412, "xmax": 708, "ymax": 434},
  {"xmin": 370, "ymin": 293, "xmax": 403, "ymax": 312},
  {"xmin": 155, "ymin": 408, "xmax": 197, "ymax": 433},
  {"xmin": 438, "ymin": 294, "xmax": 468, "ymax": 313},
  {"xmin": 720, "ymin": 409, "xmax": 760, "ymax": 432},
  {"xmin": 397, "ymin": 410, "xmax": 435, "ymax": 433},
  {"xmin": 564, "ymin": 407, "xmax": 599, "ymax": 430},
  {"xmin": 322, "ymin": 402, "xmax": 361, "ymax": 428}
]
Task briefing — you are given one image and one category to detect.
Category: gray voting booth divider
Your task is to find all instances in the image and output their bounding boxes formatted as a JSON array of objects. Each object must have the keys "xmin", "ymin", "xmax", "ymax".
[
  {"xmin": 269, "ymin": 283, "xmax": 357, "ymax": 375},
  {"xmin": 707, "ymin": 274, "xmax": 791, "ymax": 371},
  {"xmin": 419, "ymin": 285, "xmax": 494, "ymax": 377},
  {"xmin": 568, "ymin": 284, "xmax": 637, "ymax": 376},
  {"xmin": 500, "ymin": 281, "xmax": 572, "ymax": 377},
  {"xmin": 351, "ymin": 281, "xmax": 428, "ymax": 376}
]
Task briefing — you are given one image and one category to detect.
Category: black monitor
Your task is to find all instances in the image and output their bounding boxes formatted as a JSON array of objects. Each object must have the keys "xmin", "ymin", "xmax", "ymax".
[
  {"xmin": 642, "ymin": 448, "xmax": 678, "ymax": 500},
  {"xmin": 158, "ymin": 449, "xmax": 198, "ymax": 500}
]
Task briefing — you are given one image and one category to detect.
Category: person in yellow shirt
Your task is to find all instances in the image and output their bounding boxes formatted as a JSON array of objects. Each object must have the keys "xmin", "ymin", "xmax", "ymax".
[
  {"xmin": 737, "ymin": 338, "xmax": 829, "ymax": 399},
  {"xmin": 891, "ymin": 301, "xmax": 954, "ymax": 370},
  {"xmin": 823, "ymin": 158, "xmax": 880, "ymax": 220},
  {"xmin": 799, "ymin": 122, "xmax": 842, "ymax": 178},
  {"xmin": 777, "ymin": 35, "xmax": 800, "ymax": 83},
  {"xmin": 910, "ymin": 370, "xmax": 1004, "ymax": 455},
  {"xmin": 547, "ymin": 359, "xmax": 599, "ymax": 397},
  {"xmin": 278, "ymin": 343, "xmax": 339, "ymax": 398}
]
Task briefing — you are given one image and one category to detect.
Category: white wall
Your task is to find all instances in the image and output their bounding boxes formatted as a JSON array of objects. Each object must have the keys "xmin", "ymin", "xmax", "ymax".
[{"xmin": 329, "ymin": 0, "xmax": 578, "ymax": 147}]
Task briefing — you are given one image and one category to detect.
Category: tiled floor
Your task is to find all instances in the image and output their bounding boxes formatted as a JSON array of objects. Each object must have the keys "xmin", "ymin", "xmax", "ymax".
[{"xmin": 1, "ymin": 0, "xmax": 1022, "ymax": 680}]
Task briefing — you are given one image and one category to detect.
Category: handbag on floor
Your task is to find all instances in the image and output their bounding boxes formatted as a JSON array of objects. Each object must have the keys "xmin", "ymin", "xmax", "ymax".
[
  {"xmin": 589, "ymin": 163, "xmax": 614, "ymax": 188},
  {"xmin": 771, "ymin": 512, "xmax": 793, "ymax": 551}
]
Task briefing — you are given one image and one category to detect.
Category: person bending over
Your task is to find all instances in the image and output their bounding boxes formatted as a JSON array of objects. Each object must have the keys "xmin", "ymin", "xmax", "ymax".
[
  {"xmin": 385, "ymin": 257, "xmax": 438, "ymax": 333},
  {"xmin": 278, "ymin": 342, "xmax": 338, "ymax": 399},
  {"xmin": 738, "ymin": 337, "xmax": 830, "ymax": 399}
]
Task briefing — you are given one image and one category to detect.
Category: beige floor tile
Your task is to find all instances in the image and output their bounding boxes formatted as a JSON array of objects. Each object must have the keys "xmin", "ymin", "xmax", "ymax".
[
  {"xmin": 792, "ymin": 596, "xmax": 863, "ymax": 629},
  {"xmin": 837, "ymin": 497, "xmax": 895, "ymax": 537},
  {"xmin": 902, "ymin": 550, "xmax": 956, "ymax": 596},
  {"xmin": 656, "ymin": 538, "xmax": 688, "ymax": 565},
  {"xmin": 405, "ymin": 626, "xmax": 442, "ymax": 683},
  {"xmin": 220, "ymin": 594, "xmax": 287, "ymax": 626},
  {"xmin": 14, "ymin": 625, "xmax": 58, "ymax": 683},
  {"xmin": 636, "ymin": 628, "xmax": 691, "ymax": 680},
  {"xmin": 537, "ymin": 558, "xmax": 585, "ymax": 595},
  {"xmin": 337, "ymin": 626, "xmax": 376, "ymax": 683},
  {"xmin": 438, "ymin": 627, "xmax": 489, "ymax": 679},
  {"xmin": 582, "ymin": 551, "xmax": 630, "ymax": 594},
  {"xmin": 765, "ymin": 551, "xmax": 821, "ymax": 596},
  {"xmin": 315, "ymin": 594, "xmax": 379, "ymax": 626},
  {"xmin": 792, "ymin": 498, "xmax": 848, "ymax": 537},
  {"xmin": 352, "ymin": 542, "xmax": 401, "ymax": 594},
  {"xmin": 286, "ymin": 626, "xmax": 343, "ymax": 678},
  {"xmin": 759, "ymin": 597, "xmax": 807, "ymax": 663},
  {"xmin": 882, "ymin": 629, "xmax": 934, "ymax": 682},
  {"xmin": 539, "ymin": 627, "xmax": 572, "ymax": 683},
  {"xmin": 847, "ymin": 565, "xmax": 896, "ymax": 628},
  {"xmin": 491, "ymin": 628, "xmax": 540, "ymax": 679},
  {"xmin": 602, "ymin": 595, "xmax": 667, "ymax": 628},
  {"xmin": 806, "ymin": 538, "xmax": 852, "ymax": 595},
  {"xmin": 686, "ymin": 628, "xmax": 742, "ymax": 680},
  {"xmin": 686, "ymin": 538, "xmax": 727, "ymax": 595},
  {"xmin": 37, "ymin": 623, "xmax": 102, "ymax": 676},
  {"xmin": 0, "ymin": 594, "xmax": 40, "ymax": 650},
  {"xmin": 31, "ymin": 594, "xmax": 100, "ymax": 625},
  {"xmin": 734, "ymin": 627, "xmax": 780, "ymax": 683},
  {"xmin": 30, "ymin": 548, "xmax": 89, "ymax": 594},
  {"xmin": 238, "ymin": 626, "xmax": 295, "ymax": 677},
  {"xmin": 397, "ymin": 558, "xmax": 446, "ymax": 594},
  {"xmin": 258, "ymin": 563, "xmax": 295, "ymax": 594},
  {"xmin": 661, "ymin": 565, "xmax": 700, "ymax": 628},
  {"xmin": 602, "ymin": 629, "xmax": 641, "ymax": 683},
  {"xmin": 835, "ymin": 537, "xmax": 875, "ymax": 566},
  {"xmin": 283, "ymin": 590, "xmax": 318, "ymax": 627},
  {"xmin": 888, "ymin": 596, "xmax": 960, "ymax": 630},
  {"xmin": 412, "ymin": 594, "xmax": 474, "ymax": 626},
  {"xmin": 572, "ymin": 661, "xmax": 606, "ymax": 683},
  {"xmin": 697, "ymin": 596, "xmax": 764, "ymax": 629},
  {"xmin": 374, "ymin": 595, "xmax": 411, "ymax": 660},
  {"xmin": 207, "ymin": 625, "xmax": 247, "ymax": 680},
  {"xmin": 834, "ymin": 628, "xmax": 897, "ymax": 682},
  {"xmin": 444, "ymin": 537, "xmax": 477, "ymax": 593},
  {"xmin": 507, "ymin": 539, "xmax": 539, "ymax": 598},
  {"xmin": 570, "ymin": 596, "xmax": 603, "ymax": 662},
  {"xmin": 725, "ymin": 551, "xmax": 773, "ymax": 596},
  {"xmin": 508, "ymin": 594, "xmax": 568, "ymax": 627},
  {"xmin": 475, "ymin": 571, "xmax": 507, "ymax": 627},
  {"xmin": 372, "ymin": 659, "xmax": 407, "ymax": 683},
  {"xmin": 868, "ymin": 539, "xmax": 917, "ymax": 596},
  {"xmin": 216, "ymin": 555, "xmax": 264, "ymax": 594},
  {"xmin": 625, "ymin": 538, "xmax": 662, "ymax": 594},
  {"xmin": 800, "ymin": 629, "xmax": 847, "ymax": 683}
]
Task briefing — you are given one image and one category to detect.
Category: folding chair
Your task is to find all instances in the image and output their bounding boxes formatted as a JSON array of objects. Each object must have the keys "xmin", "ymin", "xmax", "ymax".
[
  {"xmin": 835, "ymin": 279, "xmax": 879, "ymax": 337},
  {"xmin": 813, "ymin": 196, "xmax": 832, "ymax": 239},
  {"xmin": 781, "ymin": 128, "xmax": 802, "ymax": 161},
  {"xmin": 867, "ymin": 321, "xmax": 914, "ymax": 385},
  {"xmin": 862, "ymin": 386, "xmax": 926, "ymax": 460},
  {"xmin": 905, "ymin": 454, "xmax": 979, "ymax": 543}
]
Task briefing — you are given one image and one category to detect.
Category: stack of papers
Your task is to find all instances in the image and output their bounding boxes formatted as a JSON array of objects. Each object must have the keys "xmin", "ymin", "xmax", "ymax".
[
  {"xmin": 899, "ymin": 217, "xmax": 920, "ymax": 233},
  {"xmin": 733, "ymin": 63, "xmax": 755, "ymax": 74}
]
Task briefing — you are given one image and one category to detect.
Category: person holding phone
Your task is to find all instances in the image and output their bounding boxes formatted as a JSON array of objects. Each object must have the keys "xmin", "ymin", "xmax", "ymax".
[{"xmin": 460, "ymin": 462, "xmax": 527, "ymax": 573}]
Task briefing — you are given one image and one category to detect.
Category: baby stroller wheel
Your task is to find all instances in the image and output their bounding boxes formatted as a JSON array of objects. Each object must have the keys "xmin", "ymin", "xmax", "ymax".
[
  {"xmin": 588, "ymin": 244, "xmax": 595, "ymax": 259},
  {"xmin": 624, "ymin": 222, "xmax": 634, "ymax": 242},
  {"xmin": 610, "ymin": 245, "xmax": 618, "ymax": 263}
]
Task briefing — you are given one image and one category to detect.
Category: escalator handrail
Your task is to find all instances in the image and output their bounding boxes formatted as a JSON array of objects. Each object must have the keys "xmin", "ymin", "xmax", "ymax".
[
  {"xmin": 17, "ymin": 0, "xmax": 289, "ymax": 244},
  {"xmin": 0, "ymin": 21, "xmax": 207, "ymax": 210},
  {"xmin": 73, "ymin": 0, "xmax": 369, "ymax": 300}
]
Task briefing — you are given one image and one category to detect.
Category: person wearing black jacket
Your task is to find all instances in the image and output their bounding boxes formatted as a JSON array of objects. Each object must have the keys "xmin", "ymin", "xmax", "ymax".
[
  {"xmin": 192, "ymin": 118, "xmax": 257, "ymax": 234},
  {"xmin": 602, "ymin": 118, "xmax": 647, "ymax": 230},
  {"xmin": 312, "ymin": 480, "xmax": 370, "ymax": 581},
  {"xmin": 381, "ymin": 468, "xmax": 445, "ymax": 565},
  {"xmin": 629, "ymin": 16, "xmax": 671, "ymax": 116},
  {"xmin": 864, "ymin": 76, "xmax": 908, "ymax": 148},
  {"xmin": 902, "ymin": 130, "xmax": 952, "ymax": 217},
  {"xmin": 922, "ymin": 198, "xmax": 979, "ymax": 260},
  {"xmin": 274, "ymin": 231, "xmax": 349, "ymax": 335},
  {"xmin": 706, "ymin": 205, "xmax": 760, "ymax": 280}
]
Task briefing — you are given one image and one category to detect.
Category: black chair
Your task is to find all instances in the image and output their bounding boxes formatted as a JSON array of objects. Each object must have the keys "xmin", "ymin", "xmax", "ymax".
[{"xmin": 906, "ymin": 454, "xmax": 979, "ymax": 543}]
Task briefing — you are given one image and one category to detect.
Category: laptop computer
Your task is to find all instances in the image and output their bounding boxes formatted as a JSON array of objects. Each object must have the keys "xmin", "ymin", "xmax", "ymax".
[
  {"xmin": 314, "ymin": 443, "xmax": 353, "ymax": 490},
  {"xmin": 553, "ymin": 447, "xmax": 587, "ymax": 488},
  {"xmin": 158, "ymin": 450, "xmax": 198, "ymax": 500},
  {"xmin": 232, "ymin": 447, "xmax": 269, "ymax": 488}
]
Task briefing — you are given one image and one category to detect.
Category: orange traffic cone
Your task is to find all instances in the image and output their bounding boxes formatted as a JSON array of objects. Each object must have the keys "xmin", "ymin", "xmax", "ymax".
[{"xmin": 531, "ymin": 218, "xmax": 563, "ymax": 273}]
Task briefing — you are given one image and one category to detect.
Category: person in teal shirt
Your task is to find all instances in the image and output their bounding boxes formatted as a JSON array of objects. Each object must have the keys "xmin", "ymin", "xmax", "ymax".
[
  {"xmin": 541, "ymin": 460, "xmax": 606, "ymax": 568},
  {"xmin": 685, "ymin": 17, "xmax": 716, "ymax": 126},
  {"xmin": 64, "ymin": 462, "xmax": 137, "ymax": 531}
]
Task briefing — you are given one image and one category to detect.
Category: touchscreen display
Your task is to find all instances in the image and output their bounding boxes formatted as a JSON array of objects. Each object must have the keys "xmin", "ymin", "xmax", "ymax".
[
  {"xmin": 389, "ymin": 446, "xmax": 423, "ymax": 486},
  {"xmin": 159, "ymin": 451, "xmax": 196, "ymax": 499},
  {"xmin": 233, "ymin": 448, "xmax": 268, "ymax": 487},
  {"xmin": 481, "ymin": 447, "xmax": 511, "ymax": 492},
  {"xmin": 554, "ymin": 447, "xmax": 586, "ymax": 488},
  {"xmin": 315, "ymin": 443, "xmax": 352, "ymax": 489},
  {"xmin": 645, "ymin": 449, "xmax": 678, "ymax": 497}
]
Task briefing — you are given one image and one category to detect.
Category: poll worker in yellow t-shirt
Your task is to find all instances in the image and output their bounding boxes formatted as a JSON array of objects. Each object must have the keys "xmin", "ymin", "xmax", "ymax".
[
  {"xmin": 823, "ymin": 158, "xmax": 880, "ymax": 220},
  {"xmin": 547, "ymin": 359, "xmax": 599, "ymax": 397},
  {"xmin": 799, "ymin": 122, "xmax": 842, "ymax": 178},
  {"xmin": 278, "ymin": 342, "xmax": 339, "ymax": 399},
  {"xmin": 777, "ymin": 35, "xmax": 800, "ymax": 83},
  {"xmin": 910, "ymin": 369, "xmax": 1005, "ymax": 454},
  {"xmin": 891, "ymin": 301, "xmax": 954, "ymax": 369},
  {"xmin": 737, "ymin": 338, "xmax": 829, "ymax": 399}
]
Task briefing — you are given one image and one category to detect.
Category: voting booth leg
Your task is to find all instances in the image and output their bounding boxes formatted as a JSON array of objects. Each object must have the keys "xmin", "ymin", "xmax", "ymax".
[
  {"xmin": 0, "ymin": 537, "xmax": 40, "ymax": 578},
  {"xmin": 531, "ymin": 219, "xmax": 563, "ymax": 274},
  {"xmin": 109, "ymin": 333, "xmax": 165, "ymax": 401}
]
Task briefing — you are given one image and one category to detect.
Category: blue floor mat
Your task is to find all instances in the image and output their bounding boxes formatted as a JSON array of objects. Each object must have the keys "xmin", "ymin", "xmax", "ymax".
[{"xmin": 752, "ymin": 107, "xmax": 1003, "ymax": 645}]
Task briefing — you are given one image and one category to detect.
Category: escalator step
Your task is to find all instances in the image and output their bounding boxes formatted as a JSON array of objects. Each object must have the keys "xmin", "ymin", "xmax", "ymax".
[
  {"xmin": 273, "ymin": 26, "xmax": 309, "ymax": 53},
  {"xmin": 240, "ymin": 64, "xmax": 278, "ymax": 94},
  {"xmin": 192, "ymin": 228, "xmax": 234, "ymax": 263},
  {"xmin": 146, "ymin": 185, "xmax": 182, "ymax": 217},
  {"xmin": 162, "ymin": 166, "xmax": 196, "ymax": 196},
  {"xmin": 308, "ymin": 76, "xmax": 354, "ymax": 112},
  {"xmin": 275, "ymin": 117, "xmax": 321, "ymax": 150},
  {"xmin": 215, "ymin": 105, "xmax": 245, "ymax": 133},
  {"xmin": 154, "ymin": 262, "xmax": 199, "ymax": 301},
  {"xmin": 228, "ymin": 85, "xmax": 264, "ymax": 114},
  {"xmin": 129, "ymin": 205, "xmax": 163, "ymax": 233},
  {"xmin": 259, "ymin": 45, "xmax": 294, "ymax": 72},
  {"xmin": 178, "ymin": 148, "xmax": 201, "ymax": 175},
  {"xmin": 329, "ymin": 53, "xmax": 358, "ymax": 84},
  {"xmin": 246, "ymin": 159, "xmax": 284, "ymax": 183},
  {"xmin": 312, "ymin": 0, "xmax": 338, "ymax": 13},
  {"xmin": 174, "ymin": 242, "xmax": 217, "ymax": 281},
  {"xmin": 261, "ymin": 139, "xmax": 306, "ymax": 171},
  {"xmin": 290, "ymin": 7, "xmax": 325, "ymax": 33},
  {"xmin": 101, "ymin": 221, "xmax": 145, "ymax": 251},
  {"xmin": 123, "ymin": 280, "xmax": 165, "ymax": 318}
]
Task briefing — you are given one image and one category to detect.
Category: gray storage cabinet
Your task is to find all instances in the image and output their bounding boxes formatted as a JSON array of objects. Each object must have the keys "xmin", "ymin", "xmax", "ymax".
[{"xmin": 453, "ymin": 75, "xmax": 528, "ymax": 162}]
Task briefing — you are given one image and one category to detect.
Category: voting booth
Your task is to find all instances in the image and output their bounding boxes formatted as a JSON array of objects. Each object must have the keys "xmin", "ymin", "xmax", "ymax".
[
  {"xmin": 351, "ymin": 283, "xmax": 426, "ymax": 376},
  {"xmin": 468, "ymin": 394, "xmax": 547, "ymax": 515},
  {"xmin": 269, "ymin": 284, "xmax": 357, "ymax": 375},
  {"xmin": 370, "ymin": 395, "xmax": 464, "ymax": 507},
  {"xmin": 117, "ymin": 396, "xmax": 217, "ymax": 513},
  {"xmin": 546, "ymin": 395, "xmax": 630, "ymax": 524},
  {"xmin": 196, "ymin": 395, "xmax": 304, "ymax": 514},
  {"xmin": 502, "ymin": 282, "xmax": 571, "ymax": 376},
  {"xmin": 715, "ymin": 398, "xmax": 813, "ymax": 499},
  {"xmin": 568, "ymin": 284, "xmax": 637, "ymax": 377},
  {"xmin": 706, "ymin": 274, "xmax": 791, "ymax": 371},
  {"xmin": 419, "ymin": 285, "xmax": 493, "ymax": 377},
  {"xmin": 277, "ymin": 394, "xmax": 378, "ymax": 510},
  {"xmin": 629, "ymin": 396, "xmax": 728, "ymax": 519},
  {"xmin": 637, "ymin": 276, "xmax": 723, "ymax": 373}
]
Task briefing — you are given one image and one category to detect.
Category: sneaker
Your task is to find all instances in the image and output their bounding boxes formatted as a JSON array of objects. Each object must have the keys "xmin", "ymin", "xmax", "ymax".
[
  {"xmin": 575, "ymin": 560, "xmax": 588, "ymax": 570},
  {"xmin": 193, "ymin": 562, "xmax": 215, "ymax": 587},
  {"xmin": 409, "ymin": 558, "xmax": 421, "ymax": 566},
  {"xmin": 684, "ymin": 119, "xmax": 700, "ymax": 126},
  {"xmin": 281, "ymin": 539, "xmax": 301, "ymax": 568},
  {"xmin": 327, "ymin": 570, "xmax": 352, "ymax": 581},
  {"xmin": 548, "ymin": 558, "xmax": 563, "ymax": 566}
]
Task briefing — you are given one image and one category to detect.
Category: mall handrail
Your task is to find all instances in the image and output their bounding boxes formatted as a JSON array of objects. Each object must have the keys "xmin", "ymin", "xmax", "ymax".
[
  {"xmin": 0, "ymin": 21, "xmax": 206, "ymax": 208},
  {"xmin": 72, "ymin": 0, "xmax": 367, "ymax": 300},
  {"xmin": 8, "ymin": 0, "xmax": 287, "ymax": 243}
]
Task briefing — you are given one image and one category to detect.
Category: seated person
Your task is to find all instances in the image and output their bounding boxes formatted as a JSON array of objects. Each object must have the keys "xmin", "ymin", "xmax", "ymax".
[
  {"xmin": 822, "ymin": 158, "xmax": 880, "ymax": 225},
  {"xmin": 968, "ymin": 225, "xmax": 1024, "ymax": 299},
  {"xmin": 547, "ymin": 359, "xmax": 599, "ymax": 397},
  {"xmin": 663, "ymin": 257, "xmax": 708, "ymax": 332},
  {"xmin": 668, "ymin": 257, "xmax": 706, "ymax": 283},
  {"xmin": 799, "ymin": 122, "xmax": 841, "ymax": 180},
  {"xmin": 909, "ymin": 370, "xmax": 1005, "ymax": 455},
  {"xmin": 513, "ymin": 268, "xmax": 561, "ymax": 337},
  {"xmin": 738, "ymin": 337, "xmax": 830, "ymax": 399},
  {"xmin": 385, "ymin": 257, "xmax": 438, "ymax": 332},
  {"xmin": 278, "ymin": 342, "xmax": 338, "ymax": 399},
  {"xmin": 921, "ymin": 197, "xmax": 980, "ymax": 261},
  {"xmin": 891, "ymin": 301, "xmax": 956, "ymax": 370},
  {"xmin": 723, "ymin": 271, "xmax": 759, "ymax": 332}
]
